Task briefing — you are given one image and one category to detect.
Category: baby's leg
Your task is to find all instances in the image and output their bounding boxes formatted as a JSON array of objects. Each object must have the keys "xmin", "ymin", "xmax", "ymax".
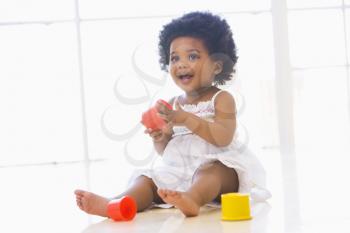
[
  {"xmin": 158, "ymin": 161, "xmax": 238, "ymax": 217},
  {"xmin": 75, "ymin": 175, "xmax": 162, "ymax": 217}
]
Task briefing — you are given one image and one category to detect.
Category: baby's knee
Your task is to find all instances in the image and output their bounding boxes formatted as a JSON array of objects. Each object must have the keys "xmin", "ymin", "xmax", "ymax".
[
  {"xmin": 137, "ymin": 175, "xmax": 154, "ymax": 183},
  {"xmin": 196, "ymin": 161, "xmax": 223, "ymax": 173},
  {"xmin": 192, "ymin": 161, "xmax": 223, "ymax": 180}
]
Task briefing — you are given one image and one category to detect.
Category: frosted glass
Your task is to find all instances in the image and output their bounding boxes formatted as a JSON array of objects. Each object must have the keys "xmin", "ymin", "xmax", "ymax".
[
  {"xmin": 288, "ymin": 9, "xmax": 346, "ymax": 68},
  {"xmin": 287, "ymin": 0, "xmax": 342, "ymax": 9},
  {"xmin": 293, "ymin": 68, "xmax": 350, "ymax": 222},
  {"xmin": 79, "ymin": 0, "xmax": 270, "ymax": 19},
  {"xmin": 293, "ymin": 67, "xmax": 350, "ymax": 156},
  {"xmin": 347, "ymin": 10, "xmax": 350, "ymax": 62},
  {"xmin": 80, "ymin": 18, "xmax": 176, "ymax": 160},
  {"xmin": 0, "ymin": 163, "xmax": 88, "ymax": 233},
  {"xmin": 0, "ymin": 24, "xmax": 84, "ymax": 165},
  {"xmin": 0, "ymin": 0, "xmax": 74, "ymax": 22},
  {"xmin": 225, "ymin": 13, "xmax": 278, "ymax": 148},
  {"xmin": 224, "ymin": 13, "xmax": 275, "ymax": 81}
]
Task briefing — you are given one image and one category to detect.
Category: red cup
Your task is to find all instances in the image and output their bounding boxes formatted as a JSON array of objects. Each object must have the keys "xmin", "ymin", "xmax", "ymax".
[
  {"xmin": 141, "ymin": 99, "xmax": 173, "ymax": 131},
  {"xmin": 107, "ymin": 196, "xmax": 137, "ymax": 221}
]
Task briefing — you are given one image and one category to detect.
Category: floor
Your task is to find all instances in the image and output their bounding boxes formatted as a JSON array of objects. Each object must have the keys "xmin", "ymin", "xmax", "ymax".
[
  {"xmin": 82, "ymin": 203, "xmax": 272, "ymax": 233},
  {"xmin": 1, "ymin": 146, "xmax": 350, "ymax": 233}
]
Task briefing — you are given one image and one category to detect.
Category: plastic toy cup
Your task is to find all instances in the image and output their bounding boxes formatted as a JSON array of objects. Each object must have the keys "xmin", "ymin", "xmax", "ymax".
[
  {"xmin": 221, "ymin": 193, "xmax": 252, "ymax": 221},
  {"xmin": 141, "ymin": 99, "xmax": 173, "ymax": 131},
  {"xmin": 107, "ymin": 196, "xmax": 137, "ymax": 221}
]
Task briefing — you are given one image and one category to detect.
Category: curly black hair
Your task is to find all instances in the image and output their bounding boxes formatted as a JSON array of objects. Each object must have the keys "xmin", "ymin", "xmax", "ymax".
[{"xmin": 158, "ymin": 11, "xmax": 238, "ymax": 85}]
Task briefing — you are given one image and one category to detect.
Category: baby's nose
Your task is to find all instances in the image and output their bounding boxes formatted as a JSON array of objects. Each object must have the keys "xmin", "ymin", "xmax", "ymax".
[{"xmin": 175, "ymin": 58, "xmax": 189, "ymax": 69}]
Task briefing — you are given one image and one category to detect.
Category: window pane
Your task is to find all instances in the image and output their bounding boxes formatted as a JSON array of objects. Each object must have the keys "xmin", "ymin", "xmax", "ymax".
[
  {"xmin": 80, "ymin": 0, "xmax": 270, "ymax": 19},
  {"xmin": 0, "ymin": 0, "xmax": 74, "ymax": 22},
  {"xmin": 287, "ymin": 0, "xmax": 342, "ymax": 9},
  {"xmin": 293, "ymin": 67, "xmax": 350, "ymax": 157},
  {"xmin": 81, "ymin": 18, "xmax": 175, "ymax": 160},
  {"xmin": 0, "ymin": 24, "xmax": 84, "ymax": 165},
  {"xmin": 225, "ymin": 13, "xmax": 275, "ymax": 81},
  {"xmin": 346, "ymin": 10, "xmax": 350, "ymax": 61},
  {"xmin": 288, "ymin": 9, "xmax": 346, "ymax": 68},
  {"xmin": 225, "ymin": 13, "xmax": 278, "ymax": 149},
  {"xmin": 0, "ymin": 163, "xmax": 88, "ymax": 232},
  {"xmin": 293, "ymin": 67, "xmax": 350, "ymax": 221},
  {"xmin": 89, "ymin": 159, "xmax": 141, "ymax": 196}
]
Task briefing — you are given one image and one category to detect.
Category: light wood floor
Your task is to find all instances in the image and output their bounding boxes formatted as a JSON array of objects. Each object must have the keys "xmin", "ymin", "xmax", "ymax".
[{"xmin": 82, "ymin": 202, "xmax": 271, "ymax": 233}]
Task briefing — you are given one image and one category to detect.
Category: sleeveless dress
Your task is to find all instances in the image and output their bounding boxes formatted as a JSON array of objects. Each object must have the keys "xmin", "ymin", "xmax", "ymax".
[{"xmin": 130, "ymin": 90, "xmax": 271, "ymax": 203}]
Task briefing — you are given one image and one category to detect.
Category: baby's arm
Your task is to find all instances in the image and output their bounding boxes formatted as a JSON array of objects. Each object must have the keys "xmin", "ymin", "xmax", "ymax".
[
  {"xmin": 147, "ymin": 128, "xmax": 173, "ymax": 155},
  {"xmin": 158, "ymin": 92, "xmax": 236, "ymax": 147}
]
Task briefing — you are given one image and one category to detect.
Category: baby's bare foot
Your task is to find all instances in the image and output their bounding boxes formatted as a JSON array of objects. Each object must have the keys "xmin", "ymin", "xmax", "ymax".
[
  {"xmin": 74, "ymin": 189, "xmax": 110, "ymax": 217},
  {"xmin": 157, "ymin": 188, "xmax": 200, "ymax": 217}
]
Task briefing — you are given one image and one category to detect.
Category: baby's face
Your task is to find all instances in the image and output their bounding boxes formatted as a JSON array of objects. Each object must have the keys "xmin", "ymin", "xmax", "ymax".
[{"xmin": 169, "ymin": 37, "xmax": 218, "ymax": 95}]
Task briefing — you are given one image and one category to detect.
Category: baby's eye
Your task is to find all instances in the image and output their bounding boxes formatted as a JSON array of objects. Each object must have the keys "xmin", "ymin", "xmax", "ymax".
[
  {"xmin": 189, "ymin": 54, "xmax": 199, "ymax": 61},
  {"xmin": 170, "ymin": 55, "xmax": 179, "ymax": 63}
]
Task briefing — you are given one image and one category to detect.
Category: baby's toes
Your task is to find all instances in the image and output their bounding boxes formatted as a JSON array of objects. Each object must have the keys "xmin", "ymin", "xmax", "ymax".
[
  {"xmin": 74, "ymin": 189, "xmax": 85, "ymax": 197},
  {"xmin": 76, "ymin": 200, "xmax": 83, "ymax": 209}
]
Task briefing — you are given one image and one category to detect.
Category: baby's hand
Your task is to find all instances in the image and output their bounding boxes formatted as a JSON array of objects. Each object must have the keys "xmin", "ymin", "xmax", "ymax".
[
  {"xmin": 144, "ymin": 124, "xmax": 173, "ymax": 142},
  {"xmin": 156, "ymin": 100, "xmax": 187, "ymax": 125},
  {"xmin": 144, "ymin": 128, "xmax": 163, "ymax": 142}
]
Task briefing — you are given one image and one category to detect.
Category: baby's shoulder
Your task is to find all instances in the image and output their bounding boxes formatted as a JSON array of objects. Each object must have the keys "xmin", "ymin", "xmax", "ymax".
[
  {"xmin": 213, "ymin": 89, "xmax": 234, "ymax": 102},
  {"xmin": 213, "ymin": 90, "xmax": 236, "ymax": 110}
]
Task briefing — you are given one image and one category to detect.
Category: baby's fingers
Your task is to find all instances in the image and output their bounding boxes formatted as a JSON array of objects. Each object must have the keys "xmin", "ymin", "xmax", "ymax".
[
  {"xmin": 144, "ymin": 128, "xmax": 154, "ymax": 133},
  {"xmin": 150, "ymin": 130, "xmax": 164, "ymax": 142},
  {"xmin": 156, "ymin": 101, "xmax": 172, "ymax": 115},
  {"xmin": 157, "ymin": 112, "xmax": 169, "ymax": 122},
  {"xmin": 150, "ymin": 130, "xmax": 162, "ymax": 138}
]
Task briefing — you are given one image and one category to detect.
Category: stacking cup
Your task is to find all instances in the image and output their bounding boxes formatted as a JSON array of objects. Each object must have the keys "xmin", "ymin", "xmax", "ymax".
[
  {"xmin": 221, "ymin": 193, "xmax": 252, "ymax": 221},
  {"xmin": 107, "ymin": 196, "xmax": 137, "ymax": 221},
  {"xmin": 141, "ymin": 99, "xmax": 173, "ymax": 131}
]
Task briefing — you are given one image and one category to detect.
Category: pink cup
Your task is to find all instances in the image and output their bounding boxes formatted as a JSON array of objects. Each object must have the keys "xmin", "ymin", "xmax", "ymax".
[{"xmin": 141, "ymin": 99, "xmax": 172, "ymax": 131}]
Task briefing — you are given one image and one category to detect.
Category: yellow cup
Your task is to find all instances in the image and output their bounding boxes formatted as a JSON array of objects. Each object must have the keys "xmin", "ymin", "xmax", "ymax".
[{"xmin": 221, "ymin": 193, "xmax": 252, "ymax": 221}]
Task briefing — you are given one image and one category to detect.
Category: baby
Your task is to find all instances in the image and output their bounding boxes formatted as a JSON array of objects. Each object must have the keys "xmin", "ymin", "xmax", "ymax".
[{"xmin": 75, "ymin": 11, "xmax": 270, "ymax": 218}]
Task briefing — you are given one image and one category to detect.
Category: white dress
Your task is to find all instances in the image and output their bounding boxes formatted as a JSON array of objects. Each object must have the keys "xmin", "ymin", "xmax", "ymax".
[{"xmin": 130, "ymin": 90, "xmax": 271, "ymax": 203}]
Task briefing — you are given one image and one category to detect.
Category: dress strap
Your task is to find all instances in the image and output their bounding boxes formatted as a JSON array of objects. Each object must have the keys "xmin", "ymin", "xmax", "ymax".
[
  {"xmin": 172, "ymin": 96, "xmax": 180, "ymax": 109},
  {"xmin": 211, "ymin": 89, "xmax": 226, "ymax": 105}
]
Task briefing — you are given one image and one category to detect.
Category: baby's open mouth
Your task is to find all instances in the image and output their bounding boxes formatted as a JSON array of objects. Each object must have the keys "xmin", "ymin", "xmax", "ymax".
[{"xmin": 178, "ymin": 74, "xmax": 193, "ymax": 80}]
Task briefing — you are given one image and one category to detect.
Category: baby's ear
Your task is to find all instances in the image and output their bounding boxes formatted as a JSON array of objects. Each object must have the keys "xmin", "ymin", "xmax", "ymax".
[{"xmin": 214, "ymin": 61, "xmax": 223, "ymax": 75}]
